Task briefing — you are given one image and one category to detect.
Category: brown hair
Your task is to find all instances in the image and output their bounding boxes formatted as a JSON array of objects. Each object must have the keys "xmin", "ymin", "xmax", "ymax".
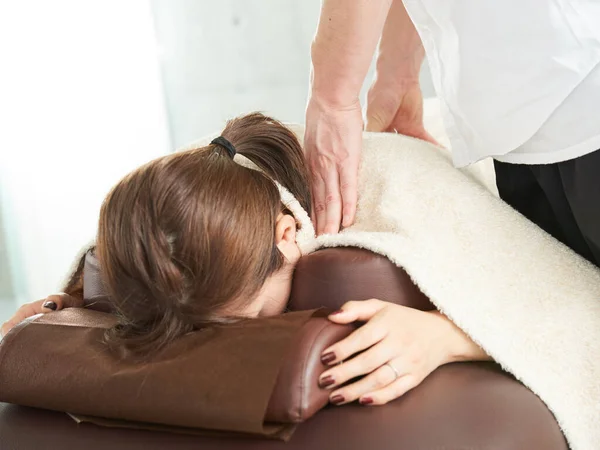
[{"xmin": 88, "ymin": 113, "xmax": 310, "ymax": 358}]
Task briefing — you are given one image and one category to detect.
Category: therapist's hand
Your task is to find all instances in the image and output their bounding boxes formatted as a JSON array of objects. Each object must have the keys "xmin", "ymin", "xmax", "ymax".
[
  {"xmin": 318, "ymin": 299, "xmax": 490, "ymax": 406},
  {"xmin": 1, "ymin": 293, "xmax": 83, "ymax": 338},
  {"xmin": 365, "ymin": 78, "xmax": 438, "ymax": 145},
  {"xmin": 304, "ymin": 96, "xmax": 364, "ymax": 235},
  {"xmin": 364, "ymin": 0, "xmax": 437, "ymax": 145}
]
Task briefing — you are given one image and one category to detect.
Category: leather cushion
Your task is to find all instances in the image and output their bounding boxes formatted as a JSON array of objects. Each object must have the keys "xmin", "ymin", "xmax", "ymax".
[{"xmin": 0, "ymin": 308, "xmax": 354, "ymax": 438}]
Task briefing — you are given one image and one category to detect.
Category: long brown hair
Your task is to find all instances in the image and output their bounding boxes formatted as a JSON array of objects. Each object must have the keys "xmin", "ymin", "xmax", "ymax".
[{"xmin": 69, "ymin": 113, "xmax": 311, "ymax": 357}]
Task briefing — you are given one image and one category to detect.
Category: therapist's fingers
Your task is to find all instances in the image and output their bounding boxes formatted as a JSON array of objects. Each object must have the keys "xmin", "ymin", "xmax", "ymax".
[
  {"xmin": 310, "ymin": 169, "xmax": 325, "ymax": 227},
  {"xmin": 310, "ymin": 162, "xmax": 340, "ymax": 235},
  {"xmin": 322, "ymin": 165, "xmax": 343, "ymax": 235},
  {"xmin": 365, "ymin": 107, "xmax": 393, "ymax": 133},
  {"xmin": 404, "ymin": 127, "xmax": 440, "ymax": 147},
  {"xmin": 309, "ymin": 153, "xmax": 342, "ymax": 235},
  {"xmin": 339, "ymin": 160, "xmax": 359, "ymax": 228}
]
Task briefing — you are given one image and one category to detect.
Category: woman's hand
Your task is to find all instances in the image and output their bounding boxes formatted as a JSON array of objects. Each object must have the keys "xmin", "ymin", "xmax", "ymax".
[
  {"xmin": 1, "ymin": 293, "xmax": 83, "ymax": 338},
  {"xmin": 318, "ymin": 299, "xmax": 490, "ymax": 406}
]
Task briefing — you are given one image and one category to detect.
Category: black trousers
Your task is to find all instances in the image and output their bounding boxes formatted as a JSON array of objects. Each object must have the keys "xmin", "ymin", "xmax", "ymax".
[{"xmin": 494, "ymin": 149, "xmax": 600, "ymax": 268}]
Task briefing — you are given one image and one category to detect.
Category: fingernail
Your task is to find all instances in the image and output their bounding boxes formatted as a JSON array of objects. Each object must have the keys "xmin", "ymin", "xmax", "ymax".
[
  {"xmin": 330, "ymin": 309, "xmax": 344, "ymax": 316},
  {"xmin": 321, "ymin": 352, "xmax": 336, "ymax": 365},
  {"xmin": 330, "ymin": 394, "xmax": 345, "ymax": 405},
  {"xmin": 319, "ymin": 375, "xmax": 335, "ymax": 389},
  {"xmin": 360, "ymin": 397, "xmax": 373, "ymax": 405},
  {"xmin": 43, "ymin": 301, "xmax": 57, "ymax": 311}
]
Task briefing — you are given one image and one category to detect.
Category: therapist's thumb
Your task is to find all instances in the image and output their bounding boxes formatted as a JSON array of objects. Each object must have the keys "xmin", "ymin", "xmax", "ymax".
[
  {"xmin": 365, "ymin": 88, "xmax": 397, "ymax": 132},
  {"xmin": 365, "ymin": 109, "xmax": 391, "ymax": 132}
]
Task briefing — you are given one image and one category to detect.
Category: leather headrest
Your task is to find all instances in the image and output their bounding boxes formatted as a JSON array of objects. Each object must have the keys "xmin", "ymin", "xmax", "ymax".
[
  {"xmin": 289, "ymin": 247, "xmax": 434, "ymax": 312},
  {"xmin": 0, "ymin": 247, "xmax": 433, "ymax": 437},
  {"xmin": 82, "ymin": 247, "xmax": 434, "ymax": 313},
  {"xmin": 78, "ymin": 247, "xmax": 434, "ymax": 426}
]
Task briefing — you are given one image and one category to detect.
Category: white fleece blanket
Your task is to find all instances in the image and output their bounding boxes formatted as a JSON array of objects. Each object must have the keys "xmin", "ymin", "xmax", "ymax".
[{"xmin": 186, "ymin": 117, "xmax": 600, "ymax": 450}]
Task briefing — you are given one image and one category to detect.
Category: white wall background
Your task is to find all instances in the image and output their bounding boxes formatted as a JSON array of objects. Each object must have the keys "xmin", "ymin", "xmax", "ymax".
[
  {"xmin": 151, "ymin": 0, "xmax": 435, "ymax": 148},
  {"xmin": 0, "ymin": 0, "xmax": 171, "ymax": 316},
  {"xmin": 0, "ymin": 0, "xmax": 435, "ymax": 322}
]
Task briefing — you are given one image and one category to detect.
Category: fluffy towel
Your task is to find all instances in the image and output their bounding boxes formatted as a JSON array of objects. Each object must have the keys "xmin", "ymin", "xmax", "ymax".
[{"xmin": 185, "ymin": 121, "xmax": 600, "ymax": 450}]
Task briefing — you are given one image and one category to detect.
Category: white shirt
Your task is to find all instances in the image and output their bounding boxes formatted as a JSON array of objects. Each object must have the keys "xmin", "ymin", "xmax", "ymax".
[{"xmin": 403, "ymin": 0, "xmax": 600, "ymax": 166}]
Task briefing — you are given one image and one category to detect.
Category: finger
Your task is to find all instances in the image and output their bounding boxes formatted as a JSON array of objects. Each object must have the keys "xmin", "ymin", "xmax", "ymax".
[
  {"xmin": 358, "ymin": 374, "xmax": 420, "ymax": 406},
  {"xmin": 365, "ymin": 99, "xmax": 394, "ymax": 133},
  {"xmin": 339, "ymin": 161, "xmax": 358, "ymax": 228},
  {"xmin": 12, "ymin": 294, "xmax": 82, "ymax": 325},
  {"xmin": 310, "ymin": 198, "xmax": 317, "ymax": 226},
  {"xmin": 422, "ymin": 131, "xmax": 441, "ymax": 147},
  {"xmin": 45, "ymin": 293, "xmax": 85, "ymax": 310},
  {"xmin": 0, "ymin": 300, "xmax": 50, "ymax": 338},
  {"xmin": 328, "ymin": 359, "xmax": 407, "ymax": 405},
  {"xmin": 409, "ymin": 128, "xmax": 440, "ymax": 147},
  {"xmin": 309, "ymin": 162, "xmax": 330, "ymax": 236},
  {"xmin": 1, "ymin": 320, "xmax": 15, "ymax": 338},
  {"xmin": 327, "ymin": 299, "xmax": 387, "ymax": 324},
  {"xmin": 305, "ymin": 140, "xmax": 318, "ymax": 226},
  {"xmin": 12, "ymin": 300, "xmax": 50, "ymax": 325},
  {"xmin": 322, "ymin": 165, "xmax": 342, "ymax": 235},
  {"xmin": 322, "ymin": 315, "xmax": 389, "ymax": 365},
  {"xmin": 365, "ymin": 111, "xmax": 388, "ymax": 132},
  {"xmin": 319, "ymin": 341, "xmax": 394, "ymax": 390}
]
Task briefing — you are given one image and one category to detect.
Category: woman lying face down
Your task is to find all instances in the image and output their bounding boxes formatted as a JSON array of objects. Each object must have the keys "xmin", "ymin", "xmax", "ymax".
[
  {"xmin": 2, "ymin": 113, "xmax": 489, "ymax": 407},
  {"xmin": 96, "ymin": 113, "xmax": 309, "ymax": 354}
]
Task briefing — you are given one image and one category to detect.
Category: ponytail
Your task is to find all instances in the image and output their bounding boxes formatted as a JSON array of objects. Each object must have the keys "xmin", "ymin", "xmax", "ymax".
[
  {"xmin": 219, "ymin": 113, "xmax": 312, "ymax": 215},
  {"xmin": 95, "ymin": 112, "xmax": 311, "ymax": 360}
]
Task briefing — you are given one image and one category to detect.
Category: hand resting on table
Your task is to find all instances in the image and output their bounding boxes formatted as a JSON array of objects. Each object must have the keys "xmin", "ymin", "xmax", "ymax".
[
  {"xmin": 319, "ymin": 299, "xmax": 491, "ymax": 406},
  {"xmin": 1, "ymin": 293, "xmax": 83, "ymax": 338}
]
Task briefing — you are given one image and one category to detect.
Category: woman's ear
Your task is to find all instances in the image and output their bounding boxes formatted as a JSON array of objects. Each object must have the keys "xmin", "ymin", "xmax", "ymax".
[{"xmin": 275, "ymin": 213, "xmax": 300, "ymax": 263}]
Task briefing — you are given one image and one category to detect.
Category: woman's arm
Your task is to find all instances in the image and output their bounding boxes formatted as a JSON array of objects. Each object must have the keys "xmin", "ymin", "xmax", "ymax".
[
  {"xmin": 0, "ymin": 247, "xmax": 92, "ymax": 337},
  {"xmin": 317, "ymin": 299, "xmax": 491, "ymax": 405},
  {"xmin": 429, "ymin": 310, "xmax": 490, "ymax": 363},
  {"xmin": 1, "ymin": 293, "xmax": 84, "ymax": 337}
]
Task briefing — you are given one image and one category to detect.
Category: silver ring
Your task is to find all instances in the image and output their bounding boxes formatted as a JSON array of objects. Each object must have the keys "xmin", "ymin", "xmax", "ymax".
[{"xmin": 385, "ymin": 362, "xmax": 399, "ymax": 381}]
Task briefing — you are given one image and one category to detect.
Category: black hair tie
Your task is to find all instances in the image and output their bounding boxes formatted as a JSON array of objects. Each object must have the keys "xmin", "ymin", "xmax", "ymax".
[{"xmin": 211, "ymin": 136, "xmax": 237, "ymax": 159}]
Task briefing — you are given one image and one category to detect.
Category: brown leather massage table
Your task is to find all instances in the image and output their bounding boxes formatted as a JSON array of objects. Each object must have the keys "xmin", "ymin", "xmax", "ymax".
[{"xmin": 0, "ymin": 248, "xmax": 567, "ymax": 450}]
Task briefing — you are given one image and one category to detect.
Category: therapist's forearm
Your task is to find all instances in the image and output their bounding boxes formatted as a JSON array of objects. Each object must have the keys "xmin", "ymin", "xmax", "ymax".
[
  {"xmin": 374, "ymin": 0, "xmax": 424, "ymax": 86},
  {"xmin": 309, "ymin": 0, "xmax": 393, "ymax": 108}
]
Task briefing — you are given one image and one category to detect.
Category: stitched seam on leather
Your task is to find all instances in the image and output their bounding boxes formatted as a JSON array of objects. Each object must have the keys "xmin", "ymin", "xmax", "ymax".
[{"xmin": 298, "ymin": 319, "xmax": 331, "ymax": 422}]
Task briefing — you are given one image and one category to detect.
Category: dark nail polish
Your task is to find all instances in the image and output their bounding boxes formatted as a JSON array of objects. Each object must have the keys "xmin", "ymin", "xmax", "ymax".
[
  {"xmin": 330, "ymin": 309, "xmax": 344, "ymax": 315},
  {"xmin": 330, "ymin": 394, "xmax": 345, "ymax": 405},
  {"xmin": 319, "ymin": 375, "xmax": 335, "ymax": 389},
  {"xmin": 360, "ymin": 397, "xmax": 373, "ymax": 405},
  {"xmin": 43, "ymin": 301, "xmax": 57, "ymax": 311},
  {"xmin": 321, "ymin": 352, "xmax": 336, "ymax": 365}
]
